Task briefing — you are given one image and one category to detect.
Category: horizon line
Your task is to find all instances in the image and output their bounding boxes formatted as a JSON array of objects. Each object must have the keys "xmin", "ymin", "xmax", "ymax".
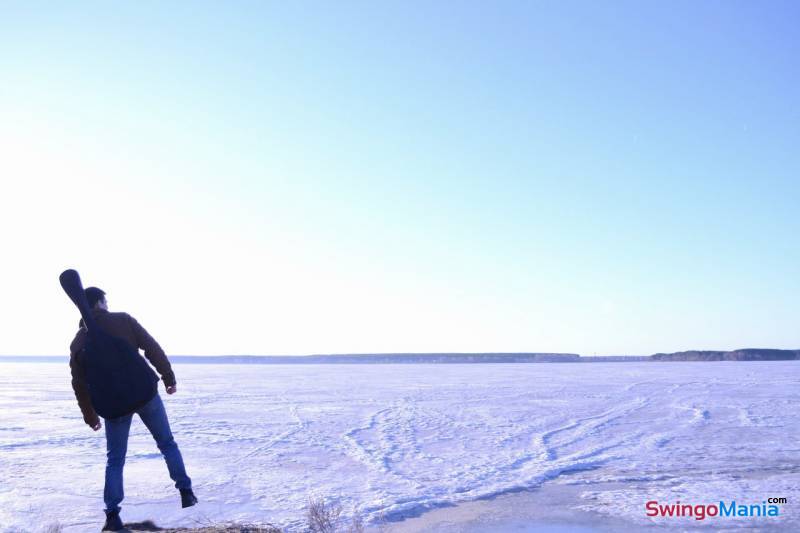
[{"xmin": 2, "ymin": 348, "xmax": 799, "ymax": 358}]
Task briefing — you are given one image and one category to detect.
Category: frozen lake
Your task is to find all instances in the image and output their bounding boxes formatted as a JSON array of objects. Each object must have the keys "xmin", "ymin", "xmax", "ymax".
[{"xmin": 1, "ymin": 361, "xmax": 798, "ymax": 532}]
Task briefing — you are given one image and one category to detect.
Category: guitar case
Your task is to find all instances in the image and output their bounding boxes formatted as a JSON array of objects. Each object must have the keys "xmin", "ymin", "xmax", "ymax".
[{"xmin": 60, "ymin": 269, "xmax": 158, "ymax": 419}]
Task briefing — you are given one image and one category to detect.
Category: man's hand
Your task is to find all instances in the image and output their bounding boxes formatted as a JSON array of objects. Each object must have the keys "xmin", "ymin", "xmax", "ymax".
[
  {"xmin": 166, "ymin": 384, "xmax": 177, "ymax": 395},
  {"xmin": 91, "ymin": 421, "xmax": 102, "ymax": 431}
]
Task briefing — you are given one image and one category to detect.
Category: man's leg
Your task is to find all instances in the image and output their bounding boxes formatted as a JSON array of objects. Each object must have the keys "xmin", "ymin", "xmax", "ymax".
[
  {"xmin": 137, "ymin": 393, "xmax": 192, "ymax": 490},
  {"xmin": 104, "ymin": 413, "xmax": 133, "ymax": 514}
]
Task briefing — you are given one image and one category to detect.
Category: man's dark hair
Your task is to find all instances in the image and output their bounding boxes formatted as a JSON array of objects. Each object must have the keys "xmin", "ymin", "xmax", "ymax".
[{"xmin": 85, "ymin": 287, "xmax": 106, "ymax": 308}]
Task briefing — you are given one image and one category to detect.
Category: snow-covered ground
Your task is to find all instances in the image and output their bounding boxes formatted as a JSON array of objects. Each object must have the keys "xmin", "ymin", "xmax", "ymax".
[{"xmin": 0, "ymin": 361, "xmax": 798, "ymax": 532}]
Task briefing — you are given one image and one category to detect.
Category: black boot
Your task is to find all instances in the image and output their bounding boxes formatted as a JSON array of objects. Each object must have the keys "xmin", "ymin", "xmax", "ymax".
[
  {"xmin": 180, "ymin": 487, "xmax": 198, "ymax": 508},
  {"xmin": 102, "ymin": 509, "xmax": 124, "ymax": 531}
]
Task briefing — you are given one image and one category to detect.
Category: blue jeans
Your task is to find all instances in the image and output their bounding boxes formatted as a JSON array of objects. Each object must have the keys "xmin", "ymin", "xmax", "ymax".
[{"xmin": 103, "ymin": 393, "xmax": 192, "ymax": 513}]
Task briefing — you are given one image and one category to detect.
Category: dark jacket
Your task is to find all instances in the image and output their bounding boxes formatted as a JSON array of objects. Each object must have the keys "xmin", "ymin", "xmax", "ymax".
[{"xmin": 69, "ymin": 308, "xmax": 176, "ymax": 427}]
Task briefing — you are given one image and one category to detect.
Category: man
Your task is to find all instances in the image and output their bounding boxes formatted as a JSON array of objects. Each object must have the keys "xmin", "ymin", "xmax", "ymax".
[{"xmin": 69, "ymin": 286, "xmax": 198, "ymax": 532}]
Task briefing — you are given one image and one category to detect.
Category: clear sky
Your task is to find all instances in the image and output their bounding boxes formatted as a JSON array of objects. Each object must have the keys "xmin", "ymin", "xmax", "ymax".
[{"xmin": 1, "ymin": 1, "xmax": 798, "ymax": 356}]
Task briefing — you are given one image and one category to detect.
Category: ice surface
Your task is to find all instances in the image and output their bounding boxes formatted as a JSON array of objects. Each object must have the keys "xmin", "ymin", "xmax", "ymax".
[{"xmin": 0, "ymin": 362, "xmax": 798, "ymax": 531}]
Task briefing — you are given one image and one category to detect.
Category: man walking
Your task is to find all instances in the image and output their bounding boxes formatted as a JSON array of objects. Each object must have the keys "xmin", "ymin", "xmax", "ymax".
[{"xmin": 69, "ymin": 286, "xmax": 197, "ymax": 531}]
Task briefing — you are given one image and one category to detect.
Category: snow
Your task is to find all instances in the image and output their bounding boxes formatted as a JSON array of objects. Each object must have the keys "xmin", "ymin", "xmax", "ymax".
[{"xmin": 0, "ymin": 361, "xmax": 798, "ymax": 532}]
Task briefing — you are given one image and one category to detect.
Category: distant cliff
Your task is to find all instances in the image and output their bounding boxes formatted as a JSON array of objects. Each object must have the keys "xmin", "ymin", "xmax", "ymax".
[{"xmin": 651, "ymin": 348, "xmax": 800, "ymax": 361}]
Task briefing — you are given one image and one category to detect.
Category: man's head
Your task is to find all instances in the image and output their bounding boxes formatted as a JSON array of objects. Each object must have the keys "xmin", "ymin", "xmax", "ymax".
[{"xmin": 85, "ymin": 287, "xmax": 107, "ymax": 310}]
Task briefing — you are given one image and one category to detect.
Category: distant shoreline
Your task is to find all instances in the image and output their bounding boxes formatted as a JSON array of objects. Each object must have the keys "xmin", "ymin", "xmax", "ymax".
[{"xmin": 1, "ymin": 349, "xmax": 798, "ymax": 363}]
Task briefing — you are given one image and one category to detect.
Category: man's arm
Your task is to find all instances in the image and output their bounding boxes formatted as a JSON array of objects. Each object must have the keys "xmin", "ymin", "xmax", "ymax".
[
  {"xmin": 125, "ymin": 313, "xmax": 176, "ymax": 388},
  {"xmin": 68, "ymin": 329, "xmax": 101, "ymax": 429}
]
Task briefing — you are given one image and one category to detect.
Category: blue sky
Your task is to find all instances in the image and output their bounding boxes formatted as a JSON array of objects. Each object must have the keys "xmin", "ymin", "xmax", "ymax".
[{"xmin": 1, "ymin": 1, "xmax": 798, "ymax": 355}]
